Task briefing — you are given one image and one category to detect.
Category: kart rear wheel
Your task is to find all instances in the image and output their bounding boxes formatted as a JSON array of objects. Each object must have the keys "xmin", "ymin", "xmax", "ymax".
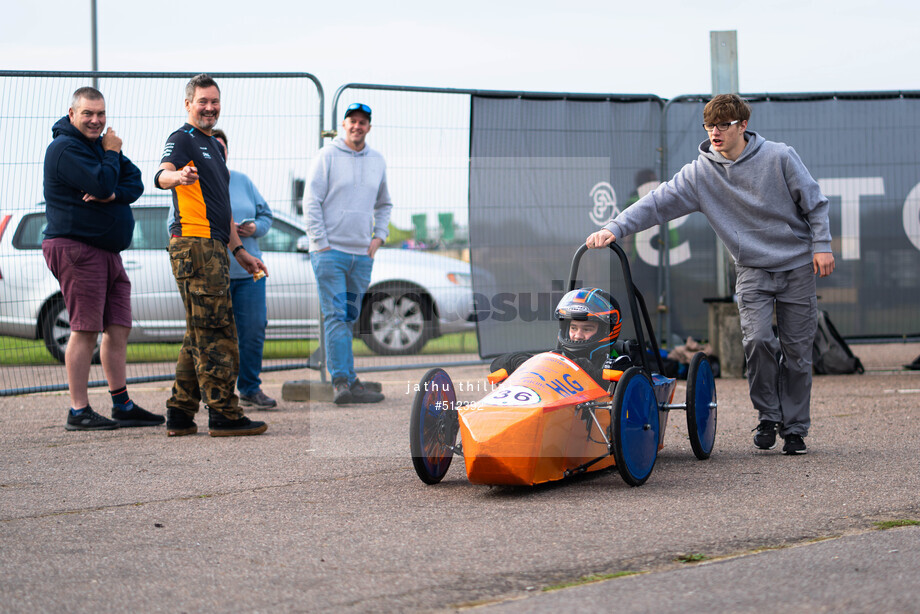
[
  {"xmin": 686, "ymin": 352, "xmax": 717, "ymax": 460},
  {"xmin": 611, "ymin": 367, "xmax": 660, "ymax": 487},
  {"xmin": 410, "ymin": 368, "xmax": 458, "ymax": 484}
]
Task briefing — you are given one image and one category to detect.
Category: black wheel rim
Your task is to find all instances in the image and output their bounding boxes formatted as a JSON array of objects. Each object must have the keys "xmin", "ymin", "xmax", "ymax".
[{"xmin": 410, "ymin": 369, "xmax": 457, "ymax": 483}]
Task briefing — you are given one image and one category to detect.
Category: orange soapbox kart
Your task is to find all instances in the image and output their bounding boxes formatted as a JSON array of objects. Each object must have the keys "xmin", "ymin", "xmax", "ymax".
[{"xmin": 409, "ymin": 243, "xmax": 717, "ymax": 487}]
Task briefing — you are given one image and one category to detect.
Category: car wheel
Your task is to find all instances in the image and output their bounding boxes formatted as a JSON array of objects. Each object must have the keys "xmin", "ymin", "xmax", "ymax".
[
  {"xmin": 360, "ymin": 284, "xmax": 432, "ymax": 355},
  {"xmin": 40, "ymin": 296, "xmax": 101, "ymax": 365}
]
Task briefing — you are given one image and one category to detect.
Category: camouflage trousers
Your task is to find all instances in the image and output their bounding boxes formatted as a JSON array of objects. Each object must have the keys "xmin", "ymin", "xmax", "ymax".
[{"xmin": 166, "ymin": 236, "xmax": 242, "ymax": 419}]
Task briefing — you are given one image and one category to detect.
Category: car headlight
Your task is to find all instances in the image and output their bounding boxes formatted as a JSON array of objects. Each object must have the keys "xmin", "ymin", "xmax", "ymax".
[{"xmin": 446, "ymin": 272, "xmax": 471, "ymax": 287}]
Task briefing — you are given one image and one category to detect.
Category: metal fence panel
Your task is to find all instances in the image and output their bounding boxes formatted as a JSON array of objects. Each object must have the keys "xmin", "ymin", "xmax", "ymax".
[
  {"xmin": 0, "ymin": 71, "xmax": 323, "ymax": 394},
  {"xmin": 328, "ymin": 85, "xmax": 483, "ymax": 371},
  {"xmin": 330, "ymin": 84, "xmax": 474, "ymax": 249}
]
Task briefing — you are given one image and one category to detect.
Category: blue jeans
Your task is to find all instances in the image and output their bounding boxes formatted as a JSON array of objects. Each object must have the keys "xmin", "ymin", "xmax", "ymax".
[
  {"xmin": 311, "ymin": 249, "xmax": 373, "ymax": 384},
  {"xmin": 230, "ymin": 275, "xmax": 267, "ymax": 396}
]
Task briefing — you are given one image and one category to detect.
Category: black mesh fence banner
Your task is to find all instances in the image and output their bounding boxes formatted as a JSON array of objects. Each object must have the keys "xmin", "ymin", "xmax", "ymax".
[
  {"xmin": 664, "ymin": 94, "xmax": 920, "ymax": 340},
  {"xmin": 469, "ymin": 92, "xmax": 920, "ymax": 361},
  {"xmin": 469, "ymin": 96, "xmax": 664, "ymax": 358}
]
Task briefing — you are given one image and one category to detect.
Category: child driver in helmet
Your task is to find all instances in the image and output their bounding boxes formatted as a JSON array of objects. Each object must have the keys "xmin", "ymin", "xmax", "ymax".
[{"xmin": 490, "ymin": 287, "xmax": 625, "ymax": 388}]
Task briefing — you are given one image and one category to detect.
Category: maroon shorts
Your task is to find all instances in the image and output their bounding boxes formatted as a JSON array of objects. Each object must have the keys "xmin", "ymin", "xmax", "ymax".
[{"xmin": 42, "ymin": 238, "xmax": 132, "ymax": 333}]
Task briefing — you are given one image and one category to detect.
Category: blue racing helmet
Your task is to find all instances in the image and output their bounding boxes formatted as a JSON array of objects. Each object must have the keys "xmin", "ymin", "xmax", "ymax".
[{"xmin": 554, "ymin": 287, "xmax": 622, "ymax": 360}]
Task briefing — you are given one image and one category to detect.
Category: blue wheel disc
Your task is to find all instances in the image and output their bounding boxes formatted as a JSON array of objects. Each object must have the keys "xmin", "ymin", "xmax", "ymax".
[
  {"xmin": 686, "ymin": 353, "xmax": 717, "ymax": 459},
  {"xmin": 612, "ymin": 368, "xmax": 660, "ymax": 486}
]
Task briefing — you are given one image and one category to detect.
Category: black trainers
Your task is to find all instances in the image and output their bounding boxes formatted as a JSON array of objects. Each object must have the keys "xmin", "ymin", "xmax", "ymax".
[
  {"xmin": 112, "ymin": 401, "xmax": 166, "ymax": 427},
  {"xmin": 350, "ymin": 378, "xmax": 385, "ymax": 404},
  {"xmin": 65, "ymin": 406, "xmax": 119, "ymax": 431},
  {"xmin": 783, "ymin": 434, "xmax": 807, "ymax": 455},
  {"xmin": 333, "ymin": 378, "xmax": 354, "ymax": 405},
  {"xmin": 208, "ymin": 408, "xmax": 267, "ymax": 437},
  {"xmin": 239, "ymin": 390, "xmax": 278, "ymax": 410},
  {"xmin": 753, "ymin": 420, "xmax": 780, "ymax": 450},
  {"xmin": 166, "ymin": 408, "xmax": 198, "ymax": 437}
]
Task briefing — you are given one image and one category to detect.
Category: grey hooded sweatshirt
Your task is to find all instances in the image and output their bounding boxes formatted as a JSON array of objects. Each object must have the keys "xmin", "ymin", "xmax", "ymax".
[
  {"xmin": 306, "ymin": 136, "xmax": 393, "ymax": 254},
  {"xmin": 605, "ymin": 131, "xmax": 832, "ymax": 272}
]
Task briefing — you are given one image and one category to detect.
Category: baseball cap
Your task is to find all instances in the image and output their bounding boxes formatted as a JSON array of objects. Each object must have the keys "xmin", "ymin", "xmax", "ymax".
[{"xmin": 344, "ymin": 102, "xmax": 372, "ymax": 121}]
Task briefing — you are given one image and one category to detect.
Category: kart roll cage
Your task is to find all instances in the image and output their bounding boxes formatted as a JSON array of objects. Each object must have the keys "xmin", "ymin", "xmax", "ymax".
[{"xmin": 566, "ymin": 242, "xmax": 667, "ymax": 375}]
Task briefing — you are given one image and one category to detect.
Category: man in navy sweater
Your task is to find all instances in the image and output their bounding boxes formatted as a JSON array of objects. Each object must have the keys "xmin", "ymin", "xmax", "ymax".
[{"xmin": 43, "ymin": 86, "xmax": 164, "ymax": 431}]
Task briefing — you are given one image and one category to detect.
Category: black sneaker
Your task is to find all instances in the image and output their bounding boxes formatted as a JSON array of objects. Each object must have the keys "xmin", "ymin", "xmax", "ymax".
[
  {"xmin": 208, "ymin": 408, "xmax": 267, "ymax": 437},
  {"xmin": 350, "ymin": 378, "xmax": 385, "ymax": 404},
  {"xmin": 783, "ymin": 434, "xmax": 807, "ymax": 455},
  {"xmin": 239, "ymin": 390, "xmax": 278, "ymax": 410},
  {"xmin": 112, "ymin": 401, "xmax": 166, "ymax": 427},
  {"xmin": 65, "ymin": 406, "xmax": 119, "ymax": 431},
  {"xmin": 333, "ymin": 378, "xmax": 354, "ymax": 405},
  {"xmin": 753, "ymin": 420, "xmax": 780, "ymax": 450},
  {"xmin": 166, "ymin": 408, "xmax": 198, "ymax": 437}
]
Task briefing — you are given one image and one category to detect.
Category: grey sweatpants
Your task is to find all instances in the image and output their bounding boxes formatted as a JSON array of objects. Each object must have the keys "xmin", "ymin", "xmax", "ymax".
[{"xmin": 735, "ymin": 264, "xmax": 817, "ymax": 437}]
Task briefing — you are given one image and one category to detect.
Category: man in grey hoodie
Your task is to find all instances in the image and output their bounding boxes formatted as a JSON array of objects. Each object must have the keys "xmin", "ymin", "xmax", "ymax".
[
  {"xmin": 306, "ymin": 103, "xmax": 393, "ymax": 404},
  {"xmin": 586, "ymin": 94, "xmax": 835, "ymax": 455}
]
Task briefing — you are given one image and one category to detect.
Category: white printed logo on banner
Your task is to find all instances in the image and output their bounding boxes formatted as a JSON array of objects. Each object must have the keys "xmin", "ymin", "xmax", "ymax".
[{"xmin": 589, "ymin": 182, "xmax": 619, "ymax": 226}]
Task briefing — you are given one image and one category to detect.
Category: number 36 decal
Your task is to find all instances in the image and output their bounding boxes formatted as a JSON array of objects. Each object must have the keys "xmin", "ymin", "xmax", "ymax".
[{"xmin": 481, "ymin": 385, "xmax": 541, "ymax": 406}]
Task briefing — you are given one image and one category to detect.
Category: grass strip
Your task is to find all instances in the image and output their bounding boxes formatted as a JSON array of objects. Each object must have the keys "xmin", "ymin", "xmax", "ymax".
[
  {"xmin": 542, "ymin": 571, "xmax": 640, "ymax": 592},
  {"xmin": 874, "ymin": 519, "xmax": 920, "ymax": 530},
  {"xmin": 674, "ymin": 553, "xmax": 708, "ymax": 563},
  {"xmin": 0, "ymin": 332, "xmax": 479, "ymax": 365}
]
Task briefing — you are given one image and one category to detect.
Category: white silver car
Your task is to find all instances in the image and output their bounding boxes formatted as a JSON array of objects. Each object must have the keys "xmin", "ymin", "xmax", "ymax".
[{"xmin": 0, "ymin": 202, "xmax": 476, "ymax": 362}]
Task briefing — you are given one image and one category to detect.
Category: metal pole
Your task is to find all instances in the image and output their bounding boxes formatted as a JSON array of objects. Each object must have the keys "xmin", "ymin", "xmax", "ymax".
[
  {"xmin": 658, "ymin": 102, "xmax": 671, "ymax": 346},
  {"xmin": 710, "ymin": 30, "xmax": 739, "ymax": 298},
  {"xmin": 90, "ymin": 0, "xmax": 98, "ymax": 88},
  {"xmin": 710, "ymin": 31, "xmax": 739, "ymax": 95}
]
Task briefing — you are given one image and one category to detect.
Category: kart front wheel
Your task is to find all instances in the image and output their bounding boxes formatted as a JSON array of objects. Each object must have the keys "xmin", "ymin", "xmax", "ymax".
[
  {"xmin": 410, "ymin": 368, "xmax": 458, "ymax": 484},
  {"xmin": 686, "ymin": 352, "xmax": 717, "ymax": 460},
  {"xmin": 611, "ymin": 367, "xmax": 660, "ymax": 487}
]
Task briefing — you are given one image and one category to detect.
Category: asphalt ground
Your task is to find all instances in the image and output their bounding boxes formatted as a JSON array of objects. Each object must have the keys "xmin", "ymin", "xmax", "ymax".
[
  {"xmin": 1, "ymin": 342, "xmax": 919, "ymax": 613},
  {"xmin": 480, "ymin": 525, "xmax": 920, "ymax": 613}
]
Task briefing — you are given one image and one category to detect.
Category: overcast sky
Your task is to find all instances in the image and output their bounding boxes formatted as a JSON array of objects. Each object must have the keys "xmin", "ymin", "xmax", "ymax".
[{"xmin": 4, "ymin": 0, "xmax": 920, "ymax": 100}]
